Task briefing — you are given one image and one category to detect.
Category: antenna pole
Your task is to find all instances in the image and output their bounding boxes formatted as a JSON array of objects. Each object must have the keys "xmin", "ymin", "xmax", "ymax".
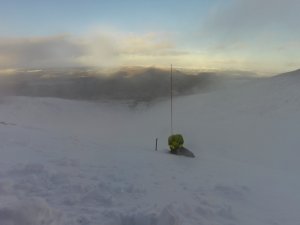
[{"xmin": 170, "ymin": 64, "xmax": 173, "ymax": 134}]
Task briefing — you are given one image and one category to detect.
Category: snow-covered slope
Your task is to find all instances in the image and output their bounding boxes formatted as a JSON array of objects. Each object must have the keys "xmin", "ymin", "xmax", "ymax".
[{"xmin": 0, "ymin": 70, "xmax": 300, "ymax": 225}]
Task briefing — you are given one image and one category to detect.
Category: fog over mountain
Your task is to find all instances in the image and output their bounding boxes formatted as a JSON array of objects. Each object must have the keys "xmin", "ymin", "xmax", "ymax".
[{"xmin": 0, "ymin": 67, "xmax": 257, "ymax": 104}]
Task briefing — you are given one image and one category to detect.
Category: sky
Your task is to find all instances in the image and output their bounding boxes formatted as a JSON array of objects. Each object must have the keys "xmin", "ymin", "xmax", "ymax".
[{"xmin": 0, "ymin": 0, "xmax": 299, "ymax": 74}]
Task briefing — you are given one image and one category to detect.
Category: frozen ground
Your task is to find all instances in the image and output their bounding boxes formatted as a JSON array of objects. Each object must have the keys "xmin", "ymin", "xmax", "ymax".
[{"xmin": 0, "ymin": 70, "xmax": 300, "ymax": 224}]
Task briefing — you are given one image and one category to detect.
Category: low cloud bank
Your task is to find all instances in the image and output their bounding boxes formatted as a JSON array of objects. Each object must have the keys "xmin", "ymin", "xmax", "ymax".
[{"xmin": 0, "ymin": 32, "xmax": 179, "ymax": 69}]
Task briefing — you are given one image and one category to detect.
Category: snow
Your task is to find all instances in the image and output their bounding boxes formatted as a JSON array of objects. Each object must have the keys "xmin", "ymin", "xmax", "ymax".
[{"xmin": 0, "ymin": 71, "xmax": 300, "ymax": 224}]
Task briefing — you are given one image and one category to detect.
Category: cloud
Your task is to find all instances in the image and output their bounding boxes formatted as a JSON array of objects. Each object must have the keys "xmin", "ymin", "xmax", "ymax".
[
  {"xmin": 196, "ymin": 0, "xmax": 300, "ymax": 73},
  {"xmin": 119, "ymin": 33, "xmax": 175, "ymax": 56},
  {"xmin": 0, "ymin": 31, "xmax": 183, "ymax": 69},
  {"xmin": 75, "ymin": 33, "xmax": 120, "ymax": 67},
  {"xmin": 203, "ymin": 0, "xmax": 300, "ymax": 42},
  {"xmin": 0, "ymin": 35, "xmax": 83, "ymax": 68}
]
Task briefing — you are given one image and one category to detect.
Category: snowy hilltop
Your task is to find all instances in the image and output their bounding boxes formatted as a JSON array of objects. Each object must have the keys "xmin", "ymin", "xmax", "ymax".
[{"xmin": 0, "ymin": 69, "xmax": 300, "ymax": 225}]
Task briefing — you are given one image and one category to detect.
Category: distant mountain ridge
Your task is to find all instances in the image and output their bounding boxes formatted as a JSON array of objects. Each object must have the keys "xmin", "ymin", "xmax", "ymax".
[
  {"xmin": 0, "ymin": 67, "xmax": 265, "ymax": 102},
  {"xmin": 274, "ymin": 69, "xmax": 300, "ymax": 78}
]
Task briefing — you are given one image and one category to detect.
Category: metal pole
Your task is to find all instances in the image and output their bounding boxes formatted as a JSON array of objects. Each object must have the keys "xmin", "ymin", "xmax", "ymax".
[{"xmin": 170, "ymin": 64, "xmax": 173, "ymax": 134}]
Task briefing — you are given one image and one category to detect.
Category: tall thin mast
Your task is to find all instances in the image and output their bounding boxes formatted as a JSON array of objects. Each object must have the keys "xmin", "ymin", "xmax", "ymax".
[{"xmin": 170, "ymin": 64, "xmax": 173, "ymax": 134}]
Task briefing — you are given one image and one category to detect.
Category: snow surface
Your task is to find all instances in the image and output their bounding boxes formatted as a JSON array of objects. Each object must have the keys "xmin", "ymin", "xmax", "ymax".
[{"xmin": 0, "ymin": 71, "xmax": 300, "ymax": 224}]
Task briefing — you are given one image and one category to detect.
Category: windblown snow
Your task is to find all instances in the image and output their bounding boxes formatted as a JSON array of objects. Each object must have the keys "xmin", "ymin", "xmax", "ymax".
[{"xmin": 0, "ymin": 70, "xmax": 300, "ymax": 225}]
